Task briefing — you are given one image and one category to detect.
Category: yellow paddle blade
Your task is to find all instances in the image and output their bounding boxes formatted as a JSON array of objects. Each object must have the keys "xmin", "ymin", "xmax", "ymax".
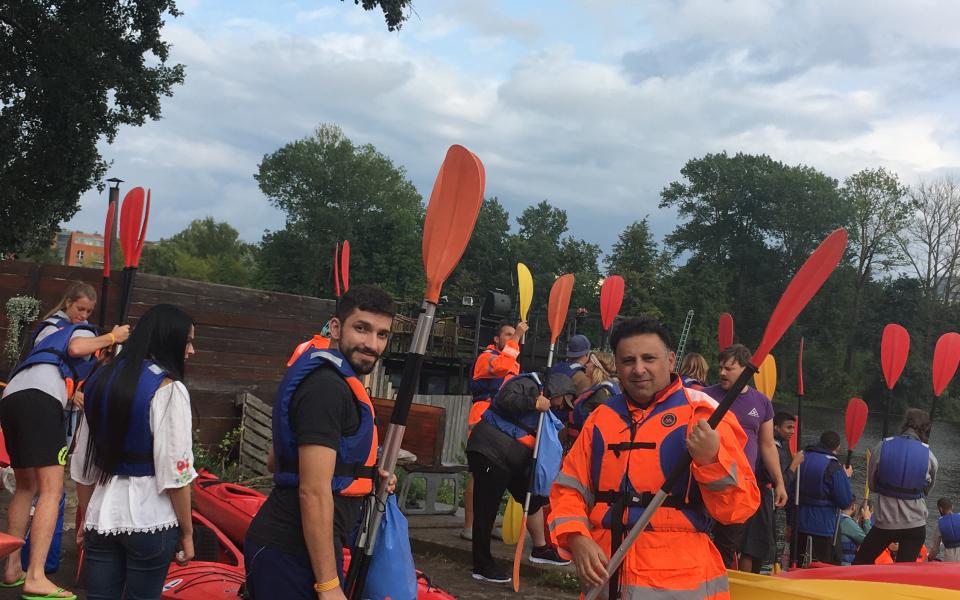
[
  {"xmin": 502, "ymin": 495, "xmax": 523, "ymax": 545},
  {"xmin": 727, "ymin": 570, "xmax": 960, "ymax": 600},
  {"xmin": 517, "ymin": 263, "xmax": 533, "ymax": 321},
  {"xmin": 753, "ymin": 354, "xmax": 777, "ymax": 401}
]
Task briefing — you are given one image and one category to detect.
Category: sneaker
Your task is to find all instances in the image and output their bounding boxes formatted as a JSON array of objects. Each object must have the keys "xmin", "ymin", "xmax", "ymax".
[
  {"xmin": 530, "ymin": 544, "xmax": 572, "ymax": 566},
  {"xmin": 459, "ymin": 528, "xmax": 472, "ymax": 541},
  {"xmin": 472, "ymin": 567, "xmax": 511, "ymax": 584}
]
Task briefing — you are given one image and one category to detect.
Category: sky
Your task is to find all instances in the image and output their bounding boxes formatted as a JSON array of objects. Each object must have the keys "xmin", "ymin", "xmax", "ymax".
[{"xmin": 64, "ymin": 0, "xmax": 960, "ymax": 254}]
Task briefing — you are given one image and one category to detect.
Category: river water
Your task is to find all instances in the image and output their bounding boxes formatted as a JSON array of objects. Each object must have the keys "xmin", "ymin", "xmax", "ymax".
[{"xmin": 774, "ymin": 402, "xmax": 959, "ymax": 540}]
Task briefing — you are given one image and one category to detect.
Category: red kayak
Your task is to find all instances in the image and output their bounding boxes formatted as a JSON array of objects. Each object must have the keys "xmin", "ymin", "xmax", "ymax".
[
  {"xmin": 779, "ymin": 561, "xmax": 960, "ymax": 591},
  {"xmin": 191, "ymin": 470, "xmax": 266, "ymax": 547},
  {"xmin": 161, "ymin": 511, "xmax": 244, "ymax": 599}
]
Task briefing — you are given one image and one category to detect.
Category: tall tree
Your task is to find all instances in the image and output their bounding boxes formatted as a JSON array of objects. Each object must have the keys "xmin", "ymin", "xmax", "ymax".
[
  {"xmin": 140, "ymin": 218, "xmax": 256, "ymax": 287},
  {"xmin": 512, "ymin": 201, "xmax": 569, "ymax": 307},
  {"xmin": 255, "ymin": 124, "xmax": 423, "ymax": 299},
  {"xmin": 445, "ymin": 197, "xmax": 513, "ymax": 302},
  {"xmin": 0, "ymin": 1, "xmax": 184, "ymax": 256},
  {"xmin": 605, "ymin": 219, "xmax": 663, "ymax": 318}
]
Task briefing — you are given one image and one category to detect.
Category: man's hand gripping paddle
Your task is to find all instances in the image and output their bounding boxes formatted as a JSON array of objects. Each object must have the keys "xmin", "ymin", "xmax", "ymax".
[
  {"xmin": 584, "ymin": 228, "xmax": 848, "ymax": 598},
  {"xmin": 513, "ymin": 273, "xmax": 574, "ymax": 591},
  {"xmin": 344, "ymin": 146, "xmax": 483, "ymax": 599}
]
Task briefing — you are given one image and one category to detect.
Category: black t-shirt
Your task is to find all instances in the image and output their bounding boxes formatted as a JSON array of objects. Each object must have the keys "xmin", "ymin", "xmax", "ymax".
[{"xmin": 246, "ymin": 365, "xmax": 364, "ymax": 556}]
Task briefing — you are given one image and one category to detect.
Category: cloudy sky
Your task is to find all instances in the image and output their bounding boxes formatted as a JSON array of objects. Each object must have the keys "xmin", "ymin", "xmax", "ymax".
[{"xmin": 64, "ymin": 0, "xmax": 960, "ymax": 254}]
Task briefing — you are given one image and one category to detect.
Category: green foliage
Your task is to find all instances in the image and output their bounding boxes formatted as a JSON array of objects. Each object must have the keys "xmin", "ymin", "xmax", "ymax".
[
  {"xmin": 0, "ymin": 1, "xmax": 185, "ymax": 256},
  {"xmin": 344, "ymin": 0, "xmax": 412, "ymax": 31},
  {"xmin": 255, "ymin": 124, "xmax": 424, "ymax": 299},
  {"xmin": 194, "ymin": 426, "xmax": 243, "ymax": 482},
  {"xmin": 3, "ymin": 296, "xmax": 41, "ymax": 366},
  {"xmin": 140, "ymin": 218, "xmax": 256, "ymax": 287}
]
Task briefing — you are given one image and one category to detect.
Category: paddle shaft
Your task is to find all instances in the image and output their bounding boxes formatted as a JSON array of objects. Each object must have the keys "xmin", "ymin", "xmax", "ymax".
[
  {"xmin": 513, "ymin": 409, "xmax": 547, "ymax": 592},
  {"xmin": 791, "ymin": 391, "xmax": 802, "ymax": 568},
  {"xmin": 345, "ymin": 301, "xmax": 435, "ymax": 599},
  {"xmin": 882, "ymin": 388, "xmax": 891, "ymax": 439},
  {"xmin": 584, "ymin": 363, "xmax": 758, "ymax": 598}
]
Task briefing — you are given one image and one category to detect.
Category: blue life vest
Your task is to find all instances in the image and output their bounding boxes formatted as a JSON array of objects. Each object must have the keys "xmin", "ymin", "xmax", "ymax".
[
  {"xmin": 470, "ymin": 348, "xmax": 505, "ymax": 402},
  {"xmin": 799, "ymin": 447, "xmax": 840, "ymax": 507},
  {"xmin": 482, "ymin": 373, "xmax": 544, "ymax": 445},
  {"xmin": 85, "ymin": 360, "xmax": 167, "ymax": 477},
  {"xmin": 875, "ymin": 435, "xmax": 930, "ymax": 500},
  {"xmin": 567, "ymin": 381, "xmax": 620, "ymax": 441},
  {"xmin": 551, "ymin": 361, "xmax": 585, "ymax": 380},
  {"xmin": 681, "ymin": 375, "xmax": 705, "ymax": 388},
  {"xmin": 940, "ymin": 513, "xmax": 960, "ymax": 549},
  {"xmin": 839, "ymin": 514, "xmax": 859, "ymax": 563},
  {"xmin": 272, "ymin": 349, "xmax": 378, "ymax": 496},
  {"xmin": 11, "ymin": 317, "xmax": 98, "ymax": 395}
]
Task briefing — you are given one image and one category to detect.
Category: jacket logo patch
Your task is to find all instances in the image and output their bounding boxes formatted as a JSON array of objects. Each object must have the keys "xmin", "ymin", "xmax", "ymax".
[{"xmin": 661, "ymin": 413, "xmax": 677, "ymax": 427}]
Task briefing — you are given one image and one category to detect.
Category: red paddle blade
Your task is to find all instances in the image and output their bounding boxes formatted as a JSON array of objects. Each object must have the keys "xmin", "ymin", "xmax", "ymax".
[
  {"xmin": 133, "ymin": 188, "xmax": 151, "ymax": 264},
  {"xmin": 119, "ymin": 187, "xmax": 145, "ymax": 267},
  {"xmin": 600, "ymin": 275, "xmax": 625, "ymax": 331},
  {"xmin": 880, "ymin": 323, "xmax": 910, "ymax": 390},
  {"xmin": 102, "ymin": 202, "xmax": 115, "ymax": 276},
  {"xmin": 797, "ymin": 337, "xmax": 805, "ymax": 396},
  {"xmin": 333, "ymin": 242, "xmax": 341, "ymax": 298},
  {"xmin": 341, "ymin": 240, "xmax": 350, "ymax": 293},
  {"xmin": 789, "ymin": 418, "xmax": 799, "ymax": 454},
  {"xmin": 547, "ymin": 274, "xmax": 575, "ymax": 343},
  {"xmin": 422, "ymin": 145, "xmax": 484, "ymax": 303},
  {"xmin": 752, "ymin": 229, "xmax": 848, "ymax": 366},
  {"xmin": 932, "ymin": 331, "xmax": 960, "ymax": 396},
  {"xmin": 845, "ymin": 397, "xmax": 869, "ymax": 449},
  {"xmin": 718, "ymin": 313, "xmax": 734, "ymax": 350}
]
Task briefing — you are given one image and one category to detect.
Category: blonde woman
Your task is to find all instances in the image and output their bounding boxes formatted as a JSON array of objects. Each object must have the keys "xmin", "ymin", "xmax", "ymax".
[
  {"xmin": 565, "ymin": 352, "xmax": 619, "ymax": 447},
  {"xmin": 679, "ymin": 352, "xmax": 708, "ymax": 390}
]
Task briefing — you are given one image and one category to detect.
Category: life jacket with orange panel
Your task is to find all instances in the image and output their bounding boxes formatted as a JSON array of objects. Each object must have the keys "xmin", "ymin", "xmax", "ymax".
[
  {"xmin": 273, "ymin": 348, "xmax": 378, "ymax": 496},
  {"xmin": 468, "ymin": 341, "xmax": 521, "ymax": 428},
  {"xmin": 286, "ymin": 334, "xmax": 331, "ymax": 367}
]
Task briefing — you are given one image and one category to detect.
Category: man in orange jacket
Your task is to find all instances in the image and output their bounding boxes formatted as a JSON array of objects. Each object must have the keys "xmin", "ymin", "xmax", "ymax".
[
  {"xmin": 549, "ymin": 317, "xmax": 760, "ymax": 599},
  {"xmin": 461, "ymin": 320, "xmax": 527, "ymax": 541}
]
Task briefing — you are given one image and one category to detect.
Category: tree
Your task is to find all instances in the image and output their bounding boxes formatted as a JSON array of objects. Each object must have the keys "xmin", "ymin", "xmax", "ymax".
[
  {"xmin": 345, "ymin": 0, "xmax": 413, "ymax": 30},
  {"xmin": 511, "ymin": 201, "xmax": 569, "ymax": 307},
  {"xmin": 445, "ymin": 197, "xmax": 513, "ymax": 301},
  {"xmin": 140, "ymin": 218, "xmax": 256, "ymax": 287},
  {"xmin": 255, "ymin": 124, "xmax": 423, "ymax": 299},
  {"xmin": 0, "ymin": 1, "xmax": 185, "ymax": 256},
  {"xmin": 605, "ymin": 219, "xmax": 663, "ymax": 318}
]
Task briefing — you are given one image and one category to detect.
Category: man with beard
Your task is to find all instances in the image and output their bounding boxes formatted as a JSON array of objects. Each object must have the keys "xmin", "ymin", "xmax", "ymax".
[{"xmin": 245, "ymin": 285, "xmax": 397, "ymax": 600}]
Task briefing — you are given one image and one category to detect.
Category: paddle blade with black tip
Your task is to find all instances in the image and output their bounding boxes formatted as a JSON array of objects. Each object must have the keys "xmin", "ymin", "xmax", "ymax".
[
  {"xmin": 844, "ymin": 397, "xmax": 869, "ymax": 467},
  {"xmin": 585, "ymin": 228, "xmax": 848, "ymax": 599},
  {"xmin": 347, "ymin": 145, "xmax": 483, "ymax": 599},
  {"xmin": 341, "ymin": 240, "xmax": 350, "ymax": 293},
  {"xmin": 718, "ymin": 312, "xmax": 734, "ymax": 350}
]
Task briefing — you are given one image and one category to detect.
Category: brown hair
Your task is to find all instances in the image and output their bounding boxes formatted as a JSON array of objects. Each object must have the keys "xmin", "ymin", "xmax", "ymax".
[
  {"xmin": 589, "ymin": 352, "xmax": 616, "ymax": 386},
  {"xmin": 900, "ymin": 408, "xmax": 932, "ymax": 443},
  {"xmin": 43, "ymin": 281, "xmax": 97, "ymax": 320},
  {"xmin": 680, "ymin": 352, "xmax": 708, "ymax": 382},
  {"xmin": 718, "ymin": 343, "xmax": 752, "ymax": 367}
]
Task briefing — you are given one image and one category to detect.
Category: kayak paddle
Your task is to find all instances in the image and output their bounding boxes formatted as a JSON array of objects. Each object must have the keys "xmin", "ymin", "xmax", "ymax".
[
  {"xmin": 930, "ymin": 331, "xmax": 960, "ymax": 434},
  {"xmin": 843, "ymin": 397, "xmax": 869, "ymax": 468},
  {"xmin": 754, "ymin": 354, "xmax": 777, "ymax": 401},
  {"xmin": 517, "ymin": 262, "xmax": 533, "ymax": 344},
  {"xmin": 97, "ymin": 201, "xmax": 116, "ymax": 328},
  {"xmin": 341, "ymin": 240, "xmax": 350, "ymax": 293},
  {"xmin": 790, "ymin": 338, "xmax": 803, "ymax": 568},
  {"xmin": 718, "ymin": 312, "xmax": 734, "ymax": 351},
  {"xmin": 333, "ymin": 242, "xmax": 341, "ymax": 298},
  {"xmin": 599, "ymin": 275, "xmax": 625, "ymax": 351},
  {"xmin": 117, "ymin": 187, "xmax": 151, "ymax": 325},
  {"xmin": 879, "ymin": 324, "xmax": 909, "ymax": 438}
]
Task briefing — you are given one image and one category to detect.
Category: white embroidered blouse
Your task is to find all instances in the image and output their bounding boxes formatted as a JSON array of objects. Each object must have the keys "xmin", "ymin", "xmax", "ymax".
[{"xmin": 70, "ymin": 380, "xmax": 198, "ymax": 535}]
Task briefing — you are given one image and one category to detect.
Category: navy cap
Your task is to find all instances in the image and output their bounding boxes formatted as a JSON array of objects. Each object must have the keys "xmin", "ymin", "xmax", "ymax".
[{"xmin": 566, "ymin": 334, "xmax": 591, "ymax": 358}]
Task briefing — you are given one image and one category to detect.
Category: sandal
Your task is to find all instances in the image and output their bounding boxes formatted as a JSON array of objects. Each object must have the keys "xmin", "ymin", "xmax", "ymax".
[
  {"xmin": 0, "ymin": 576, "xmax": 25, "ymax": 587},
  {"xmin": 21, "ymin": 587, "xmax": 77, "ymax": 600}
]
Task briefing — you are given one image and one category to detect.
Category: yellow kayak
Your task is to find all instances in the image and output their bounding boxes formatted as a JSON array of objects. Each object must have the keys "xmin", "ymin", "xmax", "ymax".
[{"xmin": 728, "ymin": 570, "xmax": 960, "ymax": 599}]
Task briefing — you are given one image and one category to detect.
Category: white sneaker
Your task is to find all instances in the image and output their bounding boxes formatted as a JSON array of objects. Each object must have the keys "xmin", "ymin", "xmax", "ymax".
[{"xmin": 459, "ymin": 528, "xmax": 473, "ymax": 541}]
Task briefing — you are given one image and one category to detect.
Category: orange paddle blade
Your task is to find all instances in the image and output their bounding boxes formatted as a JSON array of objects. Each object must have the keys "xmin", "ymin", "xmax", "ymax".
[
  {"xmin": 880, "ymin": 323, "xmax": 910, "ymax": 390},
  {"xmin": 422, "ymin": 145, "xmax": 484, "ymax": 303},
  {"xmin": 119, "ymin": 187, "xmax": 146, "ymax": 266},
  {"xmin": 133, "ymin": 188, "xmax": 150, "ymax": 264},
  {"xmin": 718, "ymin": 313, "xmax": 734, "ymax": 350},
  {"xmin": 512, "ymin": 514, "xmax": 528, "ymax": 592},
  {"xmin": 547, "ymin": 274, "xmax": 575, "ymax": 343},
  {"xmin": 600, "ymin": 275, "xmax": 625, "ymax": 331},
  {"xmin": 341, "ymin": 240, "xmax": 350, "ymax": 293},
  {"xmin": 752, "ymin": 229, "xmax": 848, "ymax": 365},
  {"xmin": 932, "ymin": 331, "xmax": 960, "ymax": 397},
  {"xmin": 333, "ymin": 242, "xmax": 341, "ymax": 298},
  {"xmin": 844, "ymin": 397, "xmax": 869, "ymax": 449}
]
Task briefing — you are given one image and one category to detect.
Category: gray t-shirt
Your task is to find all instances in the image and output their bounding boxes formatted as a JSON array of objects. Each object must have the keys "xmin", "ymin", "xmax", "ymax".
[
  {"xmin": 868, "ymin": 430, "xmax": 938, "ymax": 530},
  {"xmin": 3, "ymin": 311, "xmax": 96, "ymax": 408}
]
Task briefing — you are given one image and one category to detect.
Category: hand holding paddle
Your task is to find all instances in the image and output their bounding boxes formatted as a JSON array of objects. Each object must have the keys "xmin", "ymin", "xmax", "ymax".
[{"xmin": 584, "ymin": 228, "xmax": 848, "ymax": 598}]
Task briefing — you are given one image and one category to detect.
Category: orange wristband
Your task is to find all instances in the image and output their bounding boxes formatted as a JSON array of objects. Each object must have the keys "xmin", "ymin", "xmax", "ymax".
[
  {"xmin": 313, "ymin": 578, "xmax": 339, "ymax": 592},
  {"xmin": 108, "ymin": 332, "xmax": 116, "ymax": 345}
]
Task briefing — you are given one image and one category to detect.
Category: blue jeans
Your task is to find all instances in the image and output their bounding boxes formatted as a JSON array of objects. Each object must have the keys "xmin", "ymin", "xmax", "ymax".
[{"xmin": 84, "ymin": 527, "xmax": 179, "ymax": 600}]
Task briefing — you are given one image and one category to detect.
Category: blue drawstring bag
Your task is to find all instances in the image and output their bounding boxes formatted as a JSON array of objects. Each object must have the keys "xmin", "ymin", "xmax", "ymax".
[
  {"xmin": 532, "ymin": 411, "xmax": 564, "ymax": 497},
  {"xmin": 22, "ymin": 491, "xmax": 65, "ymax": 573},
  {"xmin": 362, "ymin": 494, "xmax": 417, "ymax": 600}
]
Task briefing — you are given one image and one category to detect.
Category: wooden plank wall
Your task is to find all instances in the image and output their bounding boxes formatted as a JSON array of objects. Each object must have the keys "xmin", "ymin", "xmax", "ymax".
[
  {"xmin": 413, "ymin": 394, "xmax": 470, "ymax": 465},
  {"xmin": 0, "ymin": 261, "xmax": 335, "ymax": 446}
]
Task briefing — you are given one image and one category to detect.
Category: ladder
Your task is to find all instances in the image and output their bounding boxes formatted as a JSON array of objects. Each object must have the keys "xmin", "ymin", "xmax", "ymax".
[{"xmin": 675, "ymin": 309, "xmax": 694, "ymax": 371}]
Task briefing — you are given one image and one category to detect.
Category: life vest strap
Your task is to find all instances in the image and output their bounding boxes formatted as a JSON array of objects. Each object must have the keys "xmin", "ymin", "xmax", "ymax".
[
  {"xmin": 874, "ymin": 478, "xmax": 924, "ymax": 497},
  {"xmin": 119, "ymin": 450, "xmax": 153, "ymax": 464},
  {"xmin": 594, "ymin": 490, "xmax": 687, "ymax": 509},
  {"xmin": 607, "ymin": 441, "xmax": 656, "ymax": 456},
  {"xmin": 334, "ymin": 463, "xmax": 377, "ymax": 480}
]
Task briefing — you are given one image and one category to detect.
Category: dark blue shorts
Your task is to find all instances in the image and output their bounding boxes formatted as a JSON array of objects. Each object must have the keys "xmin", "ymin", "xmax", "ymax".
[{"xmin": 244, "ymin": 542, "xmax": 344, "ymax": 600}]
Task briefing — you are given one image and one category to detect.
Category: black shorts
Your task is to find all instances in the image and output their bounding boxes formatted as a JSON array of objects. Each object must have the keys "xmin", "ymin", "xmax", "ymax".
[
  {"xmin": 741, "ymin": 486, "xmax": 775, "ymax": 560},
  {"xmin": 712, "ymin": 521, "xmax": 747, "ymax": 568},
  {"xmin": 0, "ymin": 389, "xmax": 67, "ymax": 468}
]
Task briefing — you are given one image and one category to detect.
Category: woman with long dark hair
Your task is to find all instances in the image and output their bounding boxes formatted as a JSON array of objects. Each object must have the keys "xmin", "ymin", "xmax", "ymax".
[
  {"xmin": 71, "ymin": 304, "xmax": 198, "ymax": 599},
  {"xmin": 1, "ymin": 281, "xmax": 129, "ymax": 599}
]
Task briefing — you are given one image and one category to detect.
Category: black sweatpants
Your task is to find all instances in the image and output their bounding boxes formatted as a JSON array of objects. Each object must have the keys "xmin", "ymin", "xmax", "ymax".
[
  {"xmin": 796, "ymin": 532, "xmax": 840, "ymax": 565},
  {"xmin": 853, "ymin": 525, "xmax": 927, "ymax": 564},
  {"xmin": 466, "ymin": 451, "xmax": 547, "ymax": 574}
]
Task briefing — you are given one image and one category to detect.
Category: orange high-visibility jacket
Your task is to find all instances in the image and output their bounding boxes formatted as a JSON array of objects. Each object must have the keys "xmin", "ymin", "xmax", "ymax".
[
  {"xmin": 468, "ymin": 341, "xmax": 521, "ymax": 427},
  {"xmin": 549, "ymin": 376, "xmax": 760, "ymax": 599},
  {"xmin": 876, "ymin": 544, "xmax": 928, "ymax": 564}
]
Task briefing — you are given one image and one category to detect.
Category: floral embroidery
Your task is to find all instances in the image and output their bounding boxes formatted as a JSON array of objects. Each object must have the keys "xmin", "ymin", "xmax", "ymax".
[{"xmin": 173, "ymin": 454, "xmax": 194, "ymax": 485}]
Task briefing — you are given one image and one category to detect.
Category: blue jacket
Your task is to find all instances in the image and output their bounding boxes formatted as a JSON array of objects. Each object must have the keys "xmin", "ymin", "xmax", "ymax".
[
  {"xmin": 797, "ymin": 446, "xmax": 852, "ymax": 536},
  {"xmin": 940, "ymin": 513, "xmax": 960, "ymax": 549}
]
